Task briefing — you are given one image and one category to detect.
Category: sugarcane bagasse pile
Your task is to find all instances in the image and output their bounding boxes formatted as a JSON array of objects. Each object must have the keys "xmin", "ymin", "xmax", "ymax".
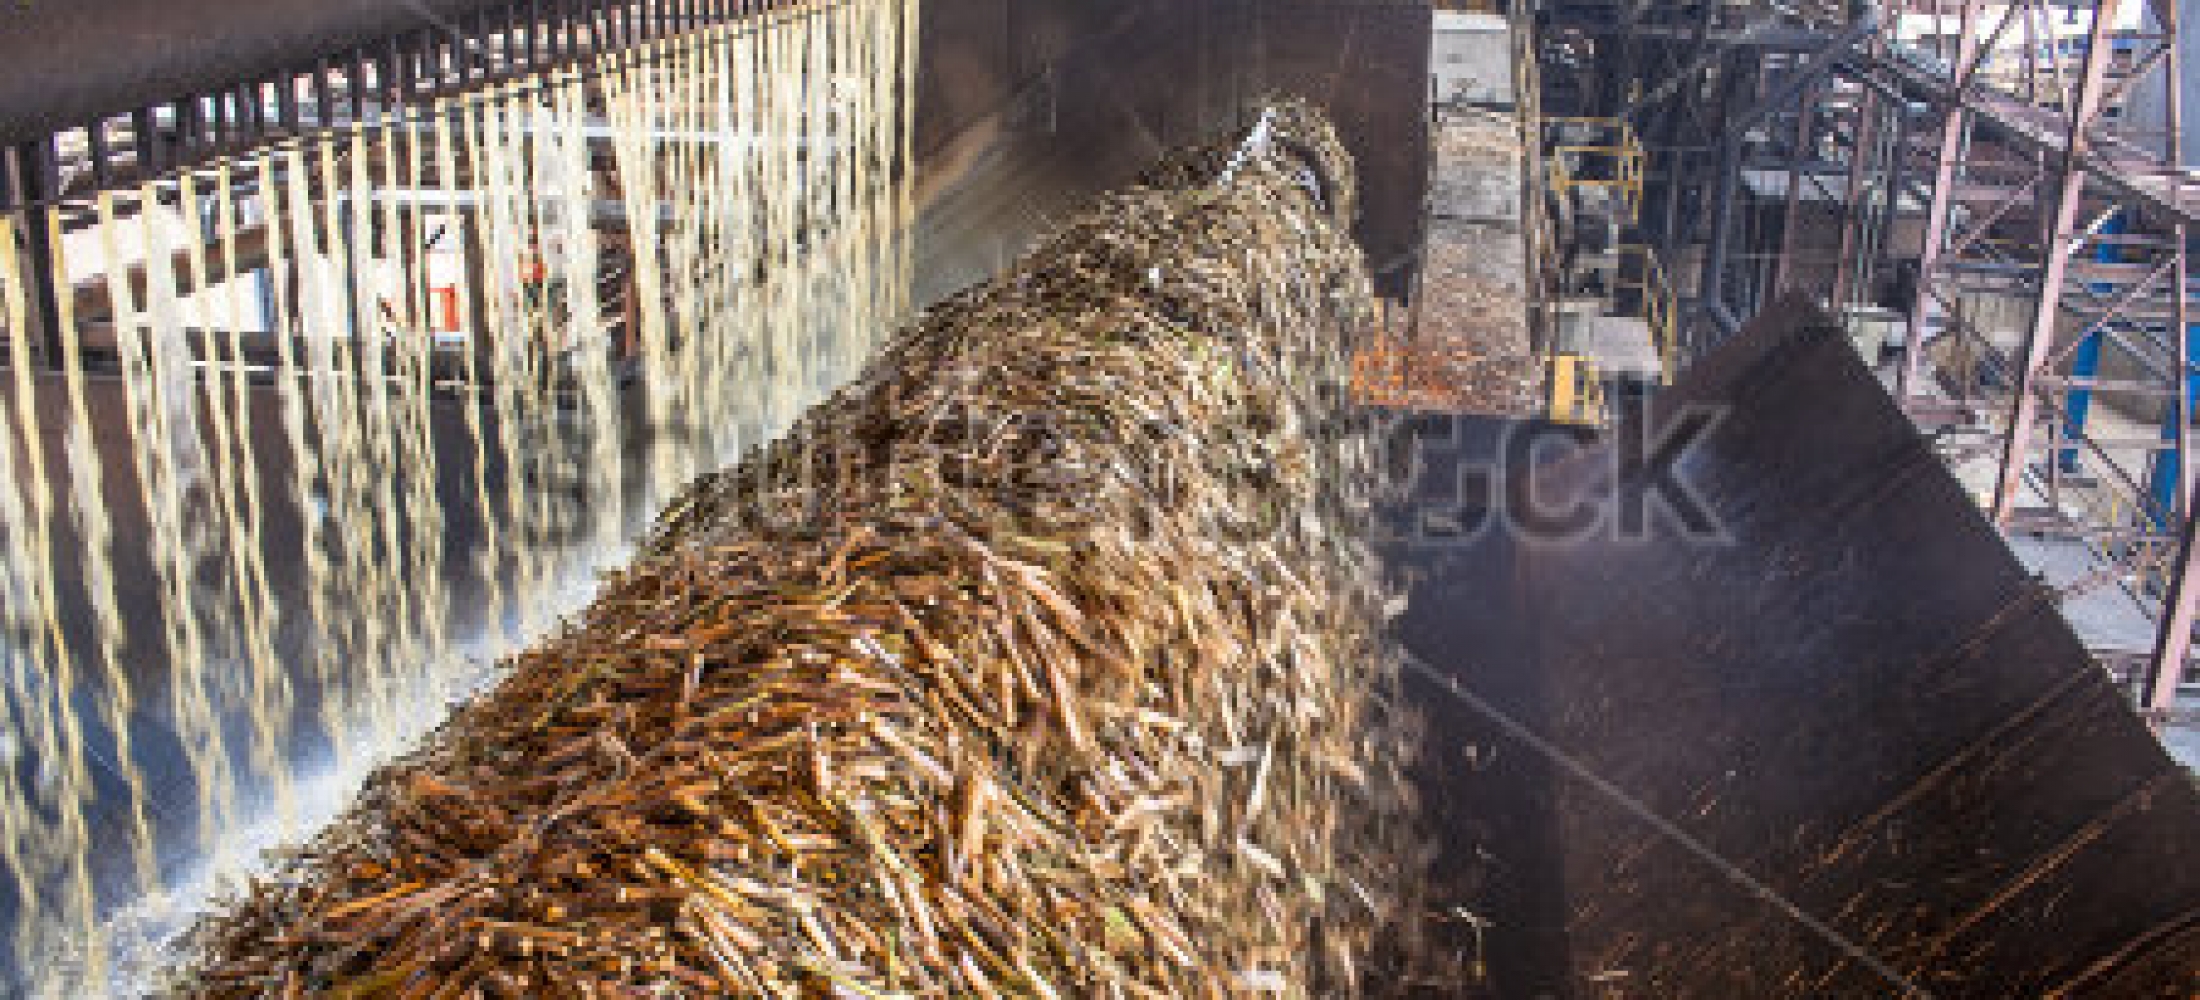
[{"xmin": 184, "ymin": 100, "xmax": 1424, "ymax": 998}]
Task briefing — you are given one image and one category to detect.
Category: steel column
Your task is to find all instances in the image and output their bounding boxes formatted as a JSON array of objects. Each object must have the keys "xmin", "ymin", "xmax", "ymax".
[
  {"xmin": 2061, "ymin": 212, "xmax": 2124, "ymax": 474},
  {"xmin": 1991, "ymin": 0, "xmax": 2127, "ymax": 526},
  {"xmin": 1832, "ymin": 89, "xmax": 1879, "ymax": 308},
  {"xmin": 2150, "ymin": 495, "xmax": 2200, "ymax": 718},
  {"xmin": 11, "ymin": 139, "xmax": 67, "ymax": 369},
  {"xmin": 2145, "ymin": 0, "xmax": 2194, "ymax": 719},
  {"xmin": 1773, "ymin": 80, "xmax": 1815, "ymax": 297},
  {"xmin": 1700, "ymin": 60, "xmax": 1748, "ymax": 346},
  {"xmin": 1698, "ymin": 8, "xmax": 1879, "ymax": 345},
  {"xmin": 1870, "ymin": 91, "xmax": 1911, "ymax": 306},
  {"xmin": 1899, "ymin": 1, "xmax": 1985, "ymax": 402}
]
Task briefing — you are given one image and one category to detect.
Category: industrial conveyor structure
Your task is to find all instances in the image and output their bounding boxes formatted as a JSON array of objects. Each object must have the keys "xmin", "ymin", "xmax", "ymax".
[{"xmin": 0, "ymin": 1, "xmax": 2195, "ymax": 996}]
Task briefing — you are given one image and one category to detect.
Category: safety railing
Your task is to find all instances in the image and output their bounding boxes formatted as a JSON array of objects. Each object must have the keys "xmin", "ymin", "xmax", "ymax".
[
  {"xmin": 1544, "ymin": 116, "xmax": 1644, "ymax": 225},
  {"xmin": 2048, "ymin": 439, "xmax": 2182, "ymax": 602},
  {"xmin": 1614, "ymin": 243, "xmax": 1678, "ymax": 385}
]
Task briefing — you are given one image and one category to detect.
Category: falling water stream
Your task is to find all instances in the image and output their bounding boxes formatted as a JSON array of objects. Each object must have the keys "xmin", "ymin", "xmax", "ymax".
[{"xmin": 0, "ymin": 1, "xmax": 916, "ymax": 992}]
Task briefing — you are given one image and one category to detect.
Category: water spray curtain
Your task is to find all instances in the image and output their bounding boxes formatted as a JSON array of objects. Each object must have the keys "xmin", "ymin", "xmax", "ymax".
[
  {"xmin": 181, "ymin": 101, "xmax": 1421, "ymax": 996},
  {"xmin": 0, "ymin": 0, "xmax": 916, "ymax": 989}
]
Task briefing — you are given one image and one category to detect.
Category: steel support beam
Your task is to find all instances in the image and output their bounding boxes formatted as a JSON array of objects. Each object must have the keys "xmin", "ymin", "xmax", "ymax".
[
  {"xmin": 1901, "ymin": 1, "xmax": 1983, "ymax": 403},
  {"xmin": 10, "ymin": 139, "xmax": 67, "ymax": 369},
  {"xmin": 2144, "ymin": 0, "xmax": 2195, "ymax": 719},
  {"xmin": 2150, "ymin": 498, "xmax": 2200, "ymax": 718},
  {"xmin": 1991, "ymin": 0, "xmax": 2126, "ymax": 526},
  {"xmin": 1832, "ymin": 90, "xmax": 1880, "ymax": 308},
  {"xmin": 1700, "ymin": 56, "xmax": 1750, "ymax": 345},
  {"xmin": 1774, "ymin": 94, "xmax": 1813, "ymax": 296},
  {"xmin": 1699, "ymin": 6, "xmax": 1882, "ymax": 345}
]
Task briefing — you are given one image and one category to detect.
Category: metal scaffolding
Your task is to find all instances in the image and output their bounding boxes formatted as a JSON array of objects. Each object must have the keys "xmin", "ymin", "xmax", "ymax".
[
  {"xmin": 1886, "ymin": 0, "xmax": 2195, "ymax": 723},
  {"xmin": 1540, "ymin": 0, "xmax": 2197, "ymax": 724}
]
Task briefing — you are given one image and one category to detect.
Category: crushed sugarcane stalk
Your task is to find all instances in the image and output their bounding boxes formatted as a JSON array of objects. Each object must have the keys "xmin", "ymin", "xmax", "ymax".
[{"xmin": 178, "ymin": 99, "xmax": 1427, "ymax": 999}]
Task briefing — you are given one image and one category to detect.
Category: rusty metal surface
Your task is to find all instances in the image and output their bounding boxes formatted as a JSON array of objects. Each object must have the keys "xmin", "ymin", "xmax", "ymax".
[{"xmin": 1386, "ymin": 297, "xmax": 2200, "ymax": 997}]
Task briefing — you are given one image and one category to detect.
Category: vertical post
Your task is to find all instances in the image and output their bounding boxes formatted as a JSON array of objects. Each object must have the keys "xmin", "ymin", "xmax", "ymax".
[
  {"xmin": 243, "ymin": 80, "xmax": 265, "ymax": 143},
  {"xmin": 278, "ymin": 67, "xmax": 302, "ymax": 132},
  {"xmin": 349, "ymin": 51, "xmax": 371, "ymax": 125},
  {"xmin": 387, "ymin": 38, "xmax": 408, "ymax": 117},
  {"xmin": 12, "ymin": 139, "xmax": 68, "ymax": 371},
  {"xmin": 2144, "ymin": 0, "xmax": 2192, "ymax": 721},
  {"xmin": 1699, "ymin": 52, "xmax": 1746, "ymax": 345},
  {"xmin": 415, "ymin": 28, "xmax": 437, "ymax": 96},
  {"xmin": 1872, "ymin": 92, "xmax": 1912, "ymax": 305},
  {"xmin": 1903, "ymin": 0, "xmax": 1986, "ymax": 401},
  {"xmin": 1992, "ymin": 0, "xmax": 2125, "ymax": 527},
  {"xmin": 211, "ymin": 89, "xmax": 231, "ymax": 150},
  {"xmin": 312, "ymin": 58, "xmax": 334, "ymax": 130},
  {"xmin": 2020, "ymin": 0, "xmax": 2040, "ymax": 106},
  {"xmin": 2144, "ymin": 257, "xmax": 2194, "ymax": 523},
  {"xmin": 1773, "ymin": 76, "xmax": 1815, "ymax": 298},
  {"xmin": 85, "ymin": 119, "xmax": 112, "ymax": 191},
  {"xmin": 2149, "ymin": 493, "xmax": 2199, "ymax": 719},
  {"xmin": 1832, "ymin": 88, "xmax": 1879, "ymax": 309},
  {"xmin": 2147, "ymin": 242, "xmax": 2193, "ymax": 719},
  {"xmin": 527, "ymin": 0, "xmax": 544, "ymax": 68},
  {"xmin": 132, "ymin": 108, "xmax": 159, "ymax": 177},
  {"xmin": 173, "ymin": 97, "xmax": 197, "ymax": 165}
]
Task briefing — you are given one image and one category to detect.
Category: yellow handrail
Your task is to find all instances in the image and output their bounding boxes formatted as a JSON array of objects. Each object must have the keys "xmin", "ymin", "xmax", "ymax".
[
  {"xmin": 1544, "ymin": 117, "xmax": 1644, "ymax": 224},
  {"xmin": 1613, "ymin": 243, "xmax": 1679, "ymax": 384}
]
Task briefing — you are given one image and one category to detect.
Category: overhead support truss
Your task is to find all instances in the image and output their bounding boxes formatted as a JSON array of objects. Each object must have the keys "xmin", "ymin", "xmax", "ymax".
[{"xmin": 1541, "ymin": 0, "xmax": 2198, "ymax": 723}]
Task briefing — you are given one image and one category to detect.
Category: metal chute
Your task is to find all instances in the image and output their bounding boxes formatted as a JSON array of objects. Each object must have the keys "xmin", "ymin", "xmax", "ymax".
[{"xmin": 1388, "ymin": 297, "xmax": 2200, "ymax": 997}]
